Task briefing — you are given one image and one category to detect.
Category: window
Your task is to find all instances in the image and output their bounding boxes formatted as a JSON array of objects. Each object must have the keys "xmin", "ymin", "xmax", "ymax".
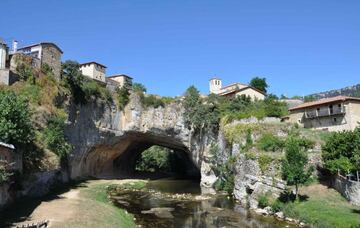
[
  {"xmin": 333, "ymin": 117, "xmax": 337, "ymax": 123},
  {"xmin": 329, "ymin": 105, "xmax": 333, "ymax": 114}
]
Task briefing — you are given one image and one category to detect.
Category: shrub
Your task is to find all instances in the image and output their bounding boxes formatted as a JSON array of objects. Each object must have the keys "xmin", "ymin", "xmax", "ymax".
[
  {"xmin": 264, "ymin": 97, "xmax": 289, "ymax": 118},
  {"xmin": 257, "ymin": 133, "xmax": 285, "ymax": 152},
  {"xmin": 258, "ymin": 194, "xmax": 270, "ymax": 208},
  {"xmin": 0, "ymin": 161, "xmax": 12, "ymax": 184},
  {"xmin": 116, "ymin": 86, "xmax": 130, "ymax": 110},
  {"xmin": 0, "ymin": 90, "xmax": 34, "ymax": 146},
  {"xmin": 43, "ymin": 116, "xmax": 72, "ymax": 161},
  {"xmin": 258, "ymin": 154, "xmax": 274, "ymax": 173},
  {"xmin": 141, "ymin": 95, "xmax": 165, "ymax": 108},
  {"xmin": 15, "ymin": 55, "xmax": 35, "ymax": 82},
  {"xmin": 271, "ymin": 200, "xmax": 284, "ymax": 212},
  {"xmin": 132, "ymin": 83, "xmax": 147, "ymax": 94},
  {"xmin": 82, "ymin": 80, "xmax": 101, "ymax": 100},
  {"xmin": 209, "ymin": 143, "xmax": 236, "ymax": 195}
]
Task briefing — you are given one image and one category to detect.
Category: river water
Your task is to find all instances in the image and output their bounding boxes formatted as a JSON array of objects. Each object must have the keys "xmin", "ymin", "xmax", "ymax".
[{"xmin": 109, "ymin": 178, "xmax": 292, "ymax": 228}]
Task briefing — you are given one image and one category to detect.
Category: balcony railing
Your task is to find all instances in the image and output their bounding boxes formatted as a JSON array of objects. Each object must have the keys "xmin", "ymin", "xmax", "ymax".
[{"xmin": 305, "ymin": 107, "xmax": 345, "ymax": 119}]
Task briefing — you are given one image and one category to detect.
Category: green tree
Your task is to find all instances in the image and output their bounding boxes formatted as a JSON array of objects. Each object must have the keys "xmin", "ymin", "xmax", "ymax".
[
  {"xmin": 61, "ymin": 60, "xmax": 86, "ymax": 104},
  {"xmin": 0, "ymin": 91, "xmax": 34, "ymax": 146},
  {"xmin": 132, "ymin": 83, "xmax": 147, "ymax": 94},
  {"xmin": 249, "ymin": 77, "xmax": 268, "ymax": 93},
  {"xmin": 304, "ymin": 95, "xmax": 315, "ymax": 102},
  {"xmin": 183, "ymin": 86, "xmax": 202, "ymax": 130},
  {"xmin": 282, "ymin": 137, "xmax": 313, "ymax": 199},
  {"xmin": 135, "ymin": 146, "xmax": 173, "ymax": 172},
  {"xmin": 183, "ymin": 86, "xmax": 220, "ymax": 133},
  {"xmin": 322, "ymin": 128, "xmax": 360, "ymax": 174}
]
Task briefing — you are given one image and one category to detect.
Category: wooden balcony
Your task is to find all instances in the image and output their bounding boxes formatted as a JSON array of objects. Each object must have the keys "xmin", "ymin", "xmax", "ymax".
[{"xmin": 305, "ymin": 107, "xmax": 345, "ymax": 119}]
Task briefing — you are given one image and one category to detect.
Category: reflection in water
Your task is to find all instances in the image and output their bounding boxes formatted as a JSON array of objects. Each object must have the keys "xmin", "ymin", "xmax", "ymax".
[{"xmin": 109, "ymin": 179, "xmax": 291, "ymax": 228}]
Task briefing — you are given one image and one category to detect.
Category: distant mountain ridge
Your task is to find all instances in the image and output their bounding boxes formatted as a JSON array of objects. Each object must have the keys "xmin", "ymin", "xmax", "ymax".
[{"xmin": 308, "ymin": 84, "xmax": 360, "ymax": 100}]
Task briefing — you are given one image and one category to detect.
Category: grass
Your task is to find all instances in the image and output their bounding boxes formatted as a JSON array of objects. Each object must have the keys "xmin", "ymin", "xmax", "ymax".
[
  {"xmin": 79, "ymin": 182, "xmax": 136, "ymax": 228},
  {"xmin": 284, "ymin": 184, "xmax": 360, "ymax": 228}
]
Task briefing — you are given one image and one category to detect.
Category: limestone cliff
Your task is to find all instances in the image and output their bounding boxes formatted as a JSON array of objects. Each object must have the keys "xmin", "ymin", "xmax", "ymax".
[{"xmin": 65, "ymin": 93, "xmax": 217, "ymax": 187}]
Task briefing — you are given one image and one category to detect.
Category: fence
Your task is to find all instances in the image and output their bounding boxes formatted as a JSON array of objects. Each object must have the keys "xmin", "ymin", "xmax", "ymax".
[{"xmin": 338, "ymin": 170, "xmax": 360, "ymax": 182}]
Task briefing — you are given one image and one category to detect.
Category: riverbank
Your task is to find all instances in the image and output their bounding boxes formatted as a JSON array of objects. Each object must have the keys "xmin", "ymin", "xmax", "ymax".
[
  {"xmin": 283, "ymin": 183, "xmax": 360, "ymax": 228},
  {"xmin": 7, "ymin": 180, "xmax": 139, "ymax": 228}
]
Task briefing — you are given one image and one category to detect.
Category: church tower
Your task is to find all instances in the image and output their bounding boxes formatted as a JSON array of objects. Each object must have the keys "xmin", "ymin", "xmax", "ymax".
[{"xmin": 209, "ymin": 77, "xmax": 222, "ymax": 94}]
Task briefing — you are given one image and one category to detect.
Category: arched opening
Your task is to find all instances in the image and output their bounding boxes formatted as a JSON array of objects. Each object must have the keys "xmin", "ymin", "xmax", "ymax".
[
  {"xmin": 116, "ymin": 145, "xmax": 200, "ymax": 179},
  {"xmin": 75, "ymin": 132, "xmax": 200, "ymax": 181}
]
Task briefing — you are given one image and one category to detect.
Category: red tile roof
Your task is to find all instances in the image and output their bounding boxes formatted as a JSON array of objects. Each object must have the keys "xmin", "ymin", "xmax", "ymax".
[{"xmin": 289, "ymin": 96, "xmax": 360, "ymax": 111}]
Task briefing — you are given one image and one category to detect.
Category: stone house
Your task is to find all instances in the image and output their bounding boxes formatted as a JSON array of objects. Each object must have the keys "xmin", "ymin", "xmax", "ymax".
[
  {"xmin": 79, "ymin": 61, "xmax": 107, "ymax": 83},
  {"xmin": 107, "ymin": 74, "xmax": 133, "ymax": 89},
  {"xmin": 209, "ymin": 78, "xmax": 266, "ymax": 100},
  {"xmin": 0, "ymin": 41, "xmax": 63, "ymax": 85},
  {"xmin": 288, "ymin": 96, "xmax": 360, "ymax": 131},
  {"xmin": 15, "ymin": 42, "xmax": 63, "ymax": 80},
  {"xmin": 0, "ymin": 142, "xmax": 22, "ymax": 173}
]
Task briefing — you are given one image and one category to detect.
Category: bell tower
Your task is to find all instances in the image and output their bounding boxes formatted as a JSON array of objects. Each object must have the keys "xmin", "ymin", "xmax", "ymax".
[{"xmin": 209, "ymin": 77, "xmax": 222, "ymax": 94}]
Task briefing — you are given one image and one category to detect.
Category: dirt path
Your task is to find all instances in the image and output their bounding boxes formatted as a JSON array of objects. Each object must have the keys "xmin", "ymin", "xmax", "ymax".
[{"xmin": 14, "ymin": 179, "xmax": 139, "ymax": 228}]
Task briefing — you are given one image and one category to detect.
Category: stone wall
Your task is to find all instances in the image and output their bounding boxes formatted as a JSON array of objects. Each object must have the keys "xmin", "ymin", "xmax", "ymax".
[
  {"xmin": 333, "ymin": 174, "xmax": 360, "ymax": 206},
  {"xmin": 40, "ymin": 44, "xmax": 62, "ymax": 80},
  {"xmin": 0, "ymin": 69, "xmax": 19, "ymax": 86}
]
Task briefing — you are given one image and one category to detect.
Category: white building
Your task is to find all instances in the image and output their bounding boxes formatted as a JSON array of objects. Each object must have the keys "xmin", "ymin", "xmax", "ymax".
[
  {"xmin": 0, "ymin": 41, "xmax": 8, "ymax": 69},
  {"xmin": 209, "ymin": 77, "xmax": 266, "ymax": 100},
  {"xmin": 107, "ymin": 74, "xmax": 133, "ymax": 88},
  {"xmin": 80, "ymin": 62, "xmax": 107, "ymax": 83}
]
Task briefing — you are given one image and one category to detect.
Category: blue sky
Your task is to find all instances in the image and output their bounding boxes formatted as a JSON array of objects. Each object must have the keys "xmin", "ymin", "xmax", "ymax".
[{"xmin": 1, "ymin": 0, "xmax": 359, "ymax": 96}]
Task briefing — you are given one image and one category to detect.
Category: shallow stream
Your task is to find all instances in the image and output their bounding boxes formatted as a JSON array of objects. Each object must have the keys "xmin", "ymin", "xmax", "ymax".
[{"xmin": 109, "ymin": 178, "xmax": 293, "ymax": 228}]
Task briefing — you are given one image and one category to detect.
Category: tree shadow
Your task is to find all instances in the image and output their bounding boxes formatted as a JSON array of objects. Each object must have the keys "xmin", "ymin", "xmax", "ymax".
[
  {"xmin": 352, "ymin": 209, "xmax": 360, "ymax": 214},
  {"xmin": 0, "ymin": 180, "xmax": 88, "ymax": 228},
  {"xmin": 278, "ymin": 190, "xmax": 309, "ymax": 203}
]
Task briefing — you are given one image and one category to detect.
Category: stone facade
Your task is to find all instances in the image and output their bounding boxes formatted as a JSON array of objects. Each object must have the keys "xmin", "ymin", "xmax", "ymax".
[
  {"xmin": 288, "ymin": 96, "xmax": 360, "ymax": 131},
  {"xmin": 40, "ymin": 44, "xmax": 62, "ymax": 80},
  {"xmin": 16, "ymin": 42, "xmax": 63, "ymax": 80}
]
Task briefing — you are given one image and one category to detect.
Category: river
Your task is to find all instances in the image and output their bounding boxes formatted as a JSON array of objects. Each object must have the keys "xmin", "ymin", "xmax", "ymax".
[
  {"xmin": 109, "ymin": 178, "xmax": 293, "ymax": 228},
  {"xmin": 0, "ymin": 178, "xmax": 294, "ymax": 227}
]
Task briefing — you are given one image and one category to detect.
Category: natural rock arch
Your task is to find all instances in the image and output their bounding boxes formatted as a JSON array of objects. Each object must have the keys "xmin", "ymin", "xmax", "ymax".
[
  {"xmin": 78, "ymin": 131, "xmax": 200, "ymax": 178},
  {"xmin": 65, "ymin": 95, "xmax": 216, "ymax": 186}
]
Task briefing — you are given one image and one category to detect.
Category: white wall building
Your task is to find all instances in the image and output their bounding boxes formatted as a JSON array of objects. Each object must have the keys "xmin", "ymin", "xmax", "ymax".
[
  {"xmin": 80, "ymin": 62, "xmax": 107, "ymax": 83},
  {"xmin": 0, "ymin": 42, "xmax": 8, "ymax": 69},
  {"xmin": 209, "ymin": 77, "xmax": 266, "ymax": 100}
]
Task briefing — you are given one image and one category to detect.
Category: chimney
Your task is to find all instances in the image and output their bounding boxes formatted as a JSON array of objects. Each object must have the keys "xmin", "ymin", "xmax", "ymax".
[{"xmin": 12, "ymin": 40, "xmax": 18, "ymax": 53}]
